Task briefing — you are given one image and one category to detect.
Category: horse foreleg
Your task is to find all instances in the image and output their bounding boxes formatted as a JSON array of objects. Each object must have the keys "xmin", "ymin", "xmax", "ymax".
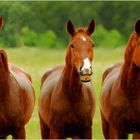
[
  {"xmin": 49, "ymin": 127, "xmax": 64, "ymax": 139},
  {"xmin": 0, "ymin": 136, "xmax": 7, "ymax": 139},
  {"xmin": 101, "ymin": 111, "xmax": 109, "ymax": 139},
  {"xmin": 109, "ymin": 123, "xmax": 128, "ymax": 139},
  {"xmin": 133, "ymin": 132, "xmax": 140, "ymax": 139},
  {"xmin": 82, "ymin": 127, "xmax": 92, "ymax": 139},
  {"xmin": 109, "ymin": 122, "xmax": 120, "ymax": 139},
  {"xmin": 12, "ymin": 127, "xmax": 25, "ymax": 139},
  {"xmin": 39, "ymin": 114, "xmax": 50, "ymax": 139}
]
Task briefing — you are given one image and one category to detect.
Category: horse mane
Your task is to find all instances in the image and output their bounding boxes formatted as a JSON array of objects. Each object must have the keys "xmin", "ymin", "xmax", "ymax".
[
  {"xmin": 124, "ymin": 32, "xmax": 137, "ymax": 65},
  {"xmin": 121, "ymin": 32, "xmax": 138, "ymax": 90},
  {"xmin": 76, "ymin": 27, "xmax": 87, "ymax": 34}
]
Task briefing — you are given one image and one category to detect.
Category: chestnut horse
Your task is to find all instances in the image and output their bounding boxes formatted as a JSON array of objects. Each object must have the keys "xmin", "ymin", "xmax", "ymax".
[
  {"xmin": 39, "ymin": 20, "xmax": 96, "ymax": 139},
  {"xmin": 100, "ymin": 19, "xmax": 140, "ymax": 139},
  {"xmin": 0, "ymin": 17, "xmax": 35, "ymax": 139}
]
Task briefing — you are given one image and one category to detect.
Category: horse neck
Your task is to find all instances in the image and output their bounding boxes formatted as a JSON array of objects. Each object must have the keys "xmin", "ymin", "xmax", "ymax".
[
  {"xmin": 0, "ymin": 58, "xmax": 10, "ymax": 99},
  {"xmin": 121, "ymin": 63, "xmax": 140, "ymax": 98},
  {"xmin": 121, "ymin": 34, "xmax": 140, "ymax": 97},
  {"xmin": 62, "ymin": 48, "xmax": 82, "ymax": 101}
]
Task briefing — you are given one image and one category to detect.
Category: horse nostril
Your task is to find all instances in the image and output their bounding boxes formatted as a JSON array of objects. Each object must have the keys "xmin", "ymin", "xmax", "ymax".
[
  {"xmin": 79, "ymin": 67, "xmax": 83, "ymax": 76},
  {"xmin": 90, "ymin": 66, "xmax": 92, "ymax": 70},
  {"xmin": 80, "ymin": 66, "xmax": 82, "ymax": 71}
]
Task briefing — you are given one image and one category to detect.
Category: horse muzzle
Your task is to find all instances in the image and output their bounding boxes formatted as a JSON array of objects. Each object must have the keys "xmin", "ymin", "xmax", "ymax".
[{"xmin": 79, "ymin": 67, "xmax": 93, "ymax": 82}]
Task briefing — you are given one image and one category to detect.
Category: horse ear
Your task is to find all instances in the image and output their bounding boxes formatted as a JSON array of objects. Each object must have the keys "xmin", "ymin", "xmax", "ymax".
[
  {"xmin": 67, "ymin": 20, "xmax": 75, "ymax": 36},
  {"xmin": 135, "ymin": 19, "xmax": 140, "ymax": 35},
  {"xmin": 87, "ymin": 19, "xmax": 95, "ymax": 36},
  {"xmin": 0, "ymin": 16, "xmax": 3, "ymax": 30}
]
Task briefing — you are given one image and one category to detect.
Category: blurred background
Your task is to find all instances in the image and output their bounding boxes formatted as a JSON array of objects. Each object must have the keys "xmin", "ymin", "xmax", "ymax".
[
  {"xmin": 0, "ymin": 1, "xmax": 139, "ymax": 139},
  {"xmin": 0, "ymin": 1, "xmax": 140, "ymax": 48}
]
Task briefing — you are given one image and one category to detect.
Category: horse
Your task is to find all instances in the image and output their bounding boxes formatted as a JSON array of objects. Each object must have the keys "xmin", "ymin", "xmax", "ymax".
[
  {"xmin": 0, "ymin": 17, "xmax": 35, "ymax": 139},
  {"xmin": 39, "ymin": 19, "xmax": 96, "ymax": 139},
  {"xmin": 100, "ymin": 19, "xmax": 140, "ymax": 139}
]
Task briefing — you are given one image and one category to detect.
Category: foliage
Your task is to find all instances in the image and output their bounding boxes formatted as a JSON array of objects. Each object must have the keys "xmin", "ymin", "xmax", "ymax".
[
  {"xmin": 93, "ymin": 25, "xmax": 125, "ymax": 48},
  {"xmin": 37, "ymin": 30, "xmax": 57, "ymax": 48},
  {"xmin": 0, "ymin": 1, "xmax": 140, "ymax": 48},
  {"xmin": 21, "ymin": 27, "xmax": 38, "ymax": 46}
]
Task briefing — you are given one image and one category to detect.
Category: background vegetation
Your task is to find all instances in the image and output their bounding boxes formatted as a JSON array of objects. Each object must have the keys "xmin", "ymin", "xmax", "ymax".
[{"xmin": 0, "ymin": 1, "xmax": 140, "ymax": 48}]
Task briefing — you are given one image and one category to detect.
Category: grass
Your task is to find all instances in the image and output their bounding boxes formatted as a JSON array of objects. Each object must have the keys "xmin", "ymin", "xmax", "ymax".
[{"xmin": 4, "ymin": 46, "xmax": 124, "ymax": 139}]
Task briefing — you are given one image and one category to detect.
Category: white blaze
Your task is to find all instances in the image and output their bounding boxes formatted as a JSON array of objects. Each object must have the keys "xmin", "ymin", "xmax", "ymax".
[
  {"xmin": 81, "ymin": 58, "xmax": 91, "ymax": 71},
  {"xmin": 81, "ymin": 36, "xmax": 86, "ymax": 42}
]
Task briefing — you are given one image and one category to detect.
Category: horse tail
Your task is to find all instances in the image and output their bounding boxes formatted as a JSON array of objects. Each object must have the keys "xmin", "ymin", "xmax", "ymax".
[{"xmin": 0, "ymin": 49, "xmax": 9, "ymax": 73}]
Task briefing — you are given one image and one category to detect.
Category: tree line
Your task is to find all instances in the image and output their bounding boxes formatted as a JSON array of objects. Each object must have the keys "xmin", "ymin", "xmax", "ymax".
[{"xmin": 0, "ymin": 1, "xmax": 140, "ymax": 48}]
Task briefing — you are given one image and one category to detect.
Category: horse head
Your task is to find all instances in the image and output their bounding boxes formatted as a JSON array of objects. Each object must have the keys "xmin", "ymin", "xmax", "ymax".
[{"xmin": 66, "ymin": 19, "xmax": 95, "ymax": 82}]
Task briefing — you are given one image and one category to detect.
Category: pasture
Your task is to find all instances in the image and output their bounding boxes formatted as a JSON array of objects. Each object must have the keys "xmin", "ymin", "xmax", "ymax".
[{"xmin": 5, "ymin": 46, "xmax": 124, "ymax": 139}]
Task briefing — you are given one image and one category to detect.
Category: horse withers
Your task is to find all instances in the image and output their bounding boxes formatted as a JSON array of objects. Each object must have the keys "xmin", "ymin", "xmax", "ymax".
[
  {"xmin": 0, "ymin": 17, "xmax": 35, "ymax": 139},
  {"xmin": 39, "ymin": 20, "xmax": 96, "ymax": 139},
  {"xmin": 100, "ymin": 19, "xmax": 140, "ymax": 139}
]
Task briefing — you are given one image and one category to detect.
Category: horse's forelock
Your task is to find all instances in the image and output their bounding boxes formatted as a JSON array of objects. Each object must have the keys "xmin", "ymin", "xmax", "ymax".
[{"xmin": 77, "ymin": 28, "xmax": 87, "ymax": 34}]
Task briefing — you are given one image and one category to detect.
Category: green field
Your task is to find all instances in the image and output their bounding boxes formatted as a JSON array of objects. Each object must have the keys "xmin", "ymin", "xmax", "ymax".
[{"xmin": 5, "ymin": 46, "xmax": 124, "ymax": 139}]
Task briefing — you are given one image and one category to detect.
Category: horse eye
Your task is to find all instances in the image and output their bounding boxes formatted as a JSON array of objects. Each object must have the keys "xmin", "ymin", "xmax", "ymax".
[
  {"xmin": 70, "ymin": 44, "xmax": 74, "ymax": 48},
  {"xmin": 92, "ymin": 44, "xmax": 95, "ymax": 47}
]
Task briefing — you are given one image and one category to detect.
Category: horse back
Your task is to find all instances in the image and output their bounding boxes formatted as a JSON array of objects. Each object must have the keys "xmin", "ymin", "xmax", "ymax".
[
  {"xmin": 41, "ymin": 64, "xmax": 64, "ymax": 85},
  {"xmin": 102, "ymin": 62, "xmax": 122, "ymax": 83},
  {"xmin": 9, "ymin": 64, "xmax": 35, "ymax": 123},
  {"xmin": 9, "ymin": 64, "xmax": 32, "ymax": 81}
]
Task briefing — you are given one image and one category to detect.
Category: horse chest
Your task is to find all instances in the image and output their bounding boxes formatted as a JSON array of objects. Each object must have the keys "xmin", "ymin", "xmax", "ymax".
[
  {"xmin": 50, "ymin": 101, "xmax": 92, "ymax": 131},
  {"xmin": 65, "ymin": 107, "xmax": 90, "ymax": 122},
  {"xmin": 63, "ymin": 110, "xmax": 91, "ymax": 137},
  {"xmin": 52, "ymin": 101, "xmax": 91, "ymax": 122},
  {"xmin": 110, "ymin": 102, "xmax": 140, "ymax": 133}
]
